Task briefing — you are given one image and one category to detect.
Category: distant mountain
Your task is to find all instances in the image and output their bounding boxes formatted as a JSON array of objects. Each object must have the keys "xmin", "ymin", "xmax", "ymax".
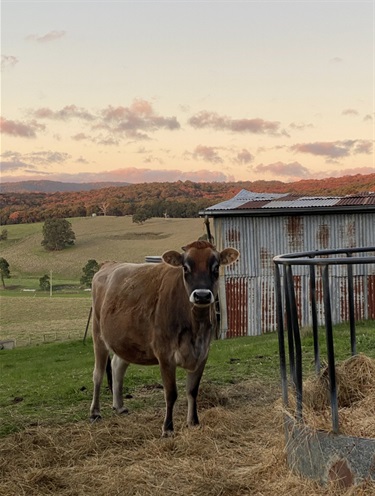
[{"xmin": 0, "ymin": 180, "xmax": 130, "ymax": 193}]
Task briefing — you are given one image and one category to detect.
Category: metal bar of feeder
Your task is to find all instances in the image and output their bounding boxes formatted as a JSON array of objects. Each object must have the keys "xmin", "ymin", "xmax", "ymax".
[
  {"xmin": 283, "ymin": 264, "xmax": 295, "ymax": 384},
  {"xmin": 322, "ymin": 265, "xmax": 339, "ymax": 434},
  {"xmin": 274, "ymin": 264, "xmax": 288, "ymax": 406},
  {"xmin": 309, "ymin": 263, "xmax": 320, "ymax": 374},
  {"xmin": 285, "ymin": 264, "xmax": 303, "ymax": 422},
  {"xmin": 346, "ymin": 253, "xmax": 356, "ymax": 356}
]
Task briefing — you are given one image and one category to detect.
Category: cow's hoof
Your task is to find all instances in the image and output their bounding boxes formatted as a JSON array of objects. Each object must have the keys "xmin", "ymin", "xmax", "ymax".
[
  {"xmin": 113, "ymin": 407, "xmax": 129, "ymax": 415},
  {"xmin": 161, "ymin": 429, "xmax": 174, "ymax": 438},
  {"xmin": 90, "ymin": 414, "xmax": 102, "ymax": 423}
]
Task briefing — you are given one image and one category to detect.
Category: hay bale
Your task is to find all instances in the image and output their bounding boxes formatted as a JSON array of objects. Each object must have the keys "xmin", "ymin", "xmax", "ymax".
[{"xmin": 291, "ymin": 354, "xmax": 375, "ymax": 437}]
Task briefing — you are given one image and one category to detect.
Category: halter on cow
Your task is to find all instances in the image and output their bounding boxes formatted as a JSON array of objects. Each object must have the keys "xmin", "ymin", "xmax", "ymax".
[{"xmin": 90, "ymin": 240, "xmax": 239, "ymax": 436}]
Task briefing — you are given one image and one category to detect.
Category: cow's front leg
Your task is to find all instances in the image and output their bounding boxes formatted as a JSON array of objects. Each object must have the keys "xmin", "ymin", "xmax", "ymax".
[
  {"xmin": 186, "ymin": 357, "xmax": 207, "ymax": 427},
  {"xmin": 159, "ymin": 360, "xmax": 177, "ymax": 437},
  {"xmin": 111, "ymin": 354, "xmax": 129, "ymax": 414}
]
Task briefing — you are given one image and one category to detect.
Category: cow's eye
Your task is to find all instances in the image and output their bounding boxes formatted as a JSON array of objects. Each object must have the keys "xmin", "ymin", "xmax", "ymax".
[
  {"xmin": 183, "ymin": 264, "xmax": 191, "ymax": 274},
  {"xmin": 212, "ymin": 266, "xmax": 219, "ymax": 278}
]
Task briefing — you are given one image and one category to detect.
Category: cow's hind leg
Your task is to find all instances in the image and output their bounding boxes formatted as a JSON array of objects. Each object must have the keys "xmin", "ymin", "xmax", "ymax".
[
  {"xmin": 159, "ymin": 360, "xmax": 177, "ymax": 437},
  {"xmin": 111, "ymin": 354, "xmax": 129, "ymax": 415},
  {"xmin": 90, "ymin": 330, "xmax": 109, "ymax": 422},
  {"xmin": 186, "ymin": 358, "xmax": 207, "ymax": 427}
]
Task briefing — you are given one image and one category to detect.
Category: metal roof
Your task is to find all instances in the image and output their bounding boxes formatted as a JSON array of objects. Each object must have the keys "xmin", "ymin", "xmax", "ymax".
[{"xmin": 202, "ymin": 190, "xmax": 375, "ymax": 215}]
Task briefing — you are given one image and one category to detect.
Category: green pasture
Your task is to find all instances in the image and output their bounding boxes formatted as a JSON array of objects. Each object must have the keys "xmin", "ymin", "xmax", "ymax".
[
  {"xmin": 0, "ymin": 320, "xmax": 374, "ymax": 437},
  {"xmin": 0, "ymin": 216, "xmax": 205, "ymax": 285},
  {"xmin": 0, "ymin": 295, "xmax": 92, "ymax": 346}
]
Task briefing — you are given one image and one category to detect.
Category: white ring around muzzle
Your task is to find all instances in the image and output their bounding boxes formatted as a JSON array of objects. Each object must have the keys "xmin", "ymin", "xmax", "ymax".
[{"xmin": 189, "ymin": 289, "xmax": 215, "ymax": 305}]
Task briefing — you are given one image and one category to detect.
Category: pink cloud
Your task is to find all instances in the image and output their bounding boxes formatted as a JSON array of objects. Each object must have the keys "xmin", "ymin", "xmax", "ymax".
[
  {"xmin": 291, "ymin": 140, "xmax": 372, "ymax": 159},
  {"xmin": 342, "ymin": 108, "xmax": 359, "ymax": 116},
  {"xmin": 188, "ymin": 110, "xmax": 287, "ymax": 136},
  {"xmin": 317, "ymin": 167, "xmax": 375, "ymax": 178},
  {"xmin": 234, "ymin": 149, "xmax": 253, "ymax": 164},
  {"xmin": 289, "ymin": 122, "xmax": 314, "ymax": 131},
  {"xmin": 1, "ymin": 55, "xmax": 19, "ymax": 70},
  {"xmin": 192, "ymin": 145, "xmax": 223, "ymax": 164},
  {"xmin": 71, "ymin": 132, "xmax": 90, "ymax": 141},
  {"xmin": 27, "ymin": 100, "xmax": 180, "ymax": 142},
  {"xmin": 26, "ymin": 30, "xmax": 66, "ymax": 43},
  {"xmin": 251, "ymin": 161, "xmax": 310, "ymax": 179},
  {"xmin": 1, "ymin": 167, "xmax": 232, "ymax": 183},
  {"xmin": 101, "ymin": 99, "xmax": 180, "ymax": 137},
  {"xmin": 33, "ymin": 105, "xmax": 95, "ymax": 121},
  {"xmin": 0, "ymin": 117, "xmax": 38, "ymax": 138}
]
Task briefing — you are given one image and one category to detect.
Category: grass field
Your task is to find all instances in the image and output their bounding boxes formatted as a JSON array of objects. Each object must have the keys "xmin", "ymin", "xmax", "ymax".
[
  {"xmin": 1, "ymin": 323, "xmax": 375, "ymax": 495},
  {"xmin": 0, "ymin": 216, "xmax": 205, "ymax": 282},
  {"xmin": 0, "ymin": 295, "xmax": 92, "ymax": 346},
  {"xmin": 1, "ymin": 320, "xmax": 374, "ymax": 437}
]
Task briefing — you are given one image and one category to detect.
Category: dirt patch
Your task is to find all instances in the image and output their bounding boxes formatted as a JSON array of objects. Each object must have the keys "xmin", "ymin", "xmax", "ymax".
[{"xmin": 1, "ymin": 380, "xmax": 373, "ymax": 496}]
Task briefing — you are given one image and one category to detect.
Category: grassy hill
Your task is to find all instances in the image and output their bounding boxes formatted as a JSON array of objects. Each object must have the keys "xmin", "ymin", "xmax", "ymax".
[{"xmin": 0, "ymin": 216, "xmax": 205, "ymax": 283}]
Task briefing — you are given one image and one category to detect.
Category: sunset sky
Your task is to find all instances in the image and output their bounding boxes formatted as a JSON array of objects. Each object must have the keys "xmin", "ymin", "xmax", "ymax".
[{"xmin": 1, "ymin": 0, "xmax": 374, "ymax": 184}]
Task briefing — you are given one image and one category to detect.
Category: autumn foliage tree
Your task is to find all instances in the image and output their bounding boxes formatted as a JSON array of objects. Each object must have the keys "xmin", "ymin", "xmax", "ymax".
[{"xmin": 41, "ymin": 218, "xmax": 76, "ymax": 251}]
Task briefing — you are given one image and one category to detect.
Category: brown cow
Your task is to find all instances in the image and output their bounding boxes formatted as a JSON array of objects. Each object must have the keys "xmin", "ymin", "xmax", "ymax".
[{"xmin": 90, "ymin": 240, "xmax": 239, "ymax": 436}]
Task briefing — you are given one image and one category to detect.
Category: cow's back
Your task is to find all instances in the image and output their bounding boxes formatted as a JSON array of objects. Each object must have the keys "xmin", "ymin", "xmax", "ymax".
[{"xmin": 91, "ymin": 261, "xmax": 187, "ymax": 364}]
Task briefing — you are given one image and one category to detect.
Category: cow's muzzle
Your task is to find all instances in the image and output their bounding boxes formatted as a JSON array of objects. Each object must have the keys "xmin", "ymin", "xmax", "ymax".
[{"xmin": 189, "ymin": 289, "xmax": 214, "ymax": 306}]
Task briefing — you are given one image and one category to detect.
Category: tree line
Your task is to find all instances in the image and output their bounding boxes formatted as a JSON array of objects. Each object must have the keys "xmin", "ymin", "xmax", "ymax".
[{"xmin": 1, "ymin": 174, "xmax": 374, "ymax": 225}]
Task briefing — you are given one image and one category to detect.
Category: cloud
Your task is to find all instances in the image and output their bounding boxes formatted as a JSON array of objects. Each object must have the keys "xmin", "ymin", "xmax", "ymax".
[
  {"xmin": 0, "ymin": 160, "xmax": 35, "ymax": 172},
  {"xmin": 250, "ymin": 161, "xmax": 310, "ymax": 179},
  {"xmin": 26, "ymin": 30, "xmax": 66, "ymax": 43},
  {"xmin": 353, "ymin": 141, "xmax": 373, "ymax": 154},
  {"xmin": 289, "ymin": 121, "xmax": 314, "ymax": 131},
  {"xmin": 100, "ymin": 99, "xmax": 180, "ymax": 138},
  {"xmin": 143, "ymin": 155, "xmax": 164, "ymax": 165},
  {"xmin": 291, "ymin": 140, "xmax": 373, "ymax": 160},
  {"xmin": 1, "ymin": 167, "xmax": 232, "ymax": 183},
  {"xmin": 1, "ymin": 150, "xmax": 71, "ymax": 171},
  {"xmin": 0, "ymin": 117, "xmax": 42, "ymax": 138},
  {"xmin": 234, "ymin": 149, "xmax": 253, "ymax": 164},
  {"xmin": 188, "ymin": 110, "xmax": 287, "ymax": 136},
  {"xmin": 30, "ymin": 100, "xmax": 180, "ymax": 141},
  {"xmin": 363, "ymin": 114, "xmax": 373, "ymax": 121},
  {"xmin": 33, "ymin": 105, "xmax": 95, "ymax": 121},
  {"xmin": 71, "ymin": 132, "xmax": 90, "ymax": 141},
  {"xmin": 191, "ymin": 145, "xmax": 224, "ymax": 164},
  {"xmin": 330, "ymin": 57, "xmax": 343, "ymax": 63},
  {"xmin": 317, "ymin": 167, "xmax": 375, "ymax": 178},
  {"xmin": 76, "ymin": 156, "xmax": 89, "ymax": 164},
  {"xmin": 1, "ymin": 55, "xmax": 19, "ymax": 71},
  {"xmin": 342, "ymin": 108, "xmax": 359, "ymax": 116}
]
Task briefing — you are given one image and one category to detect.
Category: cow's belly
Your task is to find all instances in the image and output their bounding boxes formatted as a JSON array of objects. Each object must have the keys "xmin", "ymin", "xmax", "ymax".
[
  {"xmin": 112, "ymin": 342, "xmax": 159, "ymax": 366},
  {"xmin": 101, "ymin": 317, "xmax": 158, "ymax": 366}
]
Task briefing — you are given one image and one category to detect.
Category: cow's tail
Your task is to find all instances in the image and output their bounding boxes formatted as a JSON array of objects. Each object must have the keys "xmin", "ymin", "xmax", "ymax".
[
  {"xmin": 83, "ymin": 306, "xmax": 93, "ymax": 343},
  {"xmin": 106, "ymin": 356, "xmax": 113, "ymax": 393}
]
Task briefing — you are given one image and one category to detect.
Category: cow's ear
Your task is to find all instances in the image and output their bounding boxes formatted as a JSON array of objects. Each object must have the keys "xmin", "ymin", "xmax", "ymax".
[
  {"xmin": 220, "ymin": 248, "xmax": 239, "ymax": 266},
  {"xmin": 162, "ymin": 250, "xmax": 184, "ymax": 267}
]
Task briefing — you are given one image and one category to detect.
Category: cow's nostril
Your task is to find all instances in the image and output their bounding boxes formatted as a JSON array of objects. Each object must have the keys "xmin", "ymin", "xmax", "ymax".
[{"xmin": 190, "ymin": 289, "xmax": 213, "ymax": 305}]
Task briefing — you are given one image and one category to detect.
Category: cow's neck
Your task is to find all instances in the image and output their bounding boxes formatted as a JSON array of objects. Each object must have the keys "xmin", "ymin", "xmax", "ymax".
[{"xmin": 190, "ymin": 305, "xmax": 212, "ymax": 335}]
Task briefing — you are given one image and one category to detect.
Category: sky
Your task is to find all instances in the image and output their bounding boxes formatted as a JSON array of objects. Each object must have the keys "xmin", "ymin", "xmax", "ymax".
[{"xmin": 1, "ymin": 0, "xmax": 375, "ymax": 184}]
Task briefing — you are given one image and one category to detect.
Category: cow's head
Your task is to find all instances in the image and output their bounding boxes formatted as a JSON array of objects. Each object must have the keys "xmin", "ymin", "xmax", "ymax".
[{"xmin": 162, "ymin": 240, "xmax": 239, "ymax": 307}]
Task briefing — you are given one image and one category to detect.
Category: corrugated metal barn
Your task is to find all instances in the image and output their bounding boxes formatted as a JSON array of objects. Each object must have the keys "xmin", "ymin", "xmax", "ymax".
[{"xmin": 200, "ymin": 190, "xmax": 375, "ymax": 338}]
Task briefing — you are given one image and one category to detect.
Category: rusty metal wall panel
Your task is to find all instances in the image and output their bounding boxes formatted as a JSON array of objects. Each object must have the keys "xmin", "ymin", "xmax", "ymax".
[
  {"xmin": 225, "ymin": 277, "xmax": 248, "ymax": 338},
  {"xmin": 368, "ymin": 275, "xmax": 375, "ymax": 319},
  {"xmin": 213, "ymin": 212, "xmax": 375, "ymax": 337}
]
